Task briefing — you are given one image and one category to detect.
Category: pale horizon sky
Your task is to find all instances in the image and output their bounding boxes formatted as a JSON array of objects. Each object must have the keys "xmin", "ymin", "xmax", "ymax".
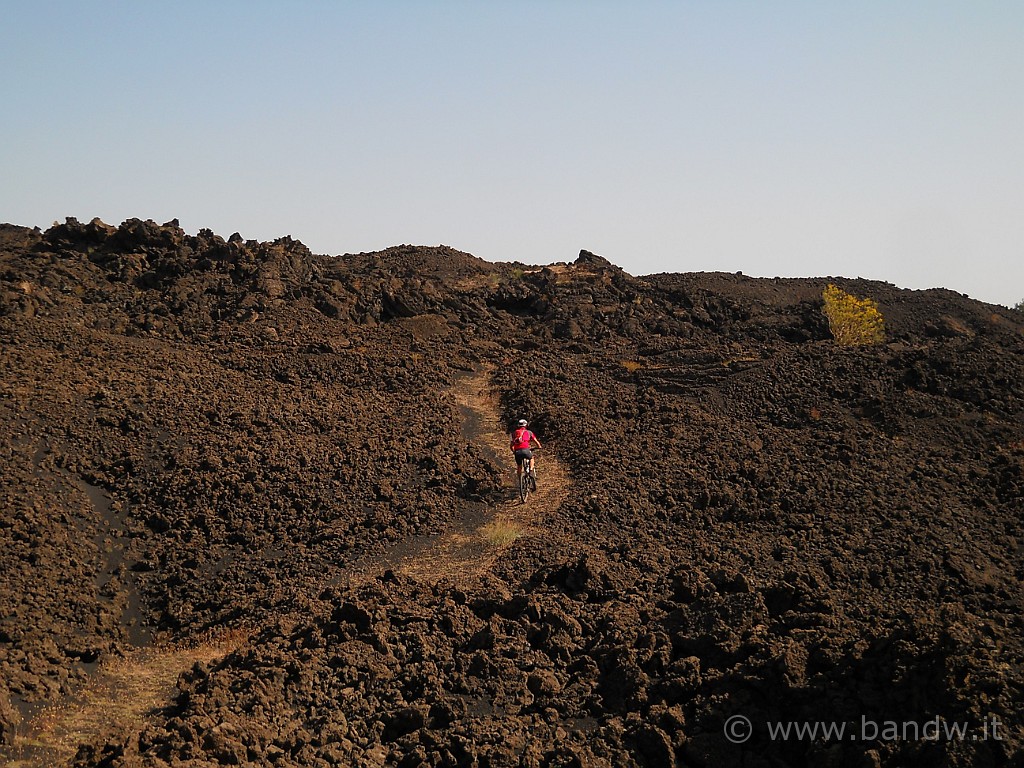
[{"xmin": 3, "ymin": 2, "xmax": 1022, "ymax": 307}]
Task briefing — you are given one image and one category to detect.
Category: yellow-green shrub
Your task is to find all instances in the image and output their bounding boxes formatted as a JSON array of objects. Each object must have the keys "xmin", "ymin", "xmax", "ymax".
[{"xmin": 822, "ymin": 284, "xmax": 885, "ymax": 346}]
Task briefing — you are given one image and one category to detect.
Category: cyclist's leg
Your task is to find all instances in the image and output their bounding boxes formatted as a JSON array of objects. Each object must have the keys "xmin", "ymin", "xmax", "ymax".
[{"xmin": 515, "ymin": 449, "xmax": 534, "ymax": 495}]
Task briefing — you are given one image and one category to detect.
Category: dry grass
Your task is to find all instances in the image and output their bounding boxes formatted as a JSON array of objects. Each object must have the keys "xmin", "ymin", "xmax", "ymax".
[
  {"xmin": 620, "ymin": 359, "xmax": 671, "ymax": 373},
  {"xmin": 480, "ymin": 518, "xmax": 525, "ymax": 547}
]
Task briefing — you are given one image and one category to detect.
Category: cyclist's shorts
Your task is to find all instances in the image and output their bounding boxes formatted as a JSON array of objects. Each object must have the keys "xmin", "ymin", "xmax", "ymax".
[{"xmin": 514, "ymin": 449, "xmax": 533, "ymax": 466}]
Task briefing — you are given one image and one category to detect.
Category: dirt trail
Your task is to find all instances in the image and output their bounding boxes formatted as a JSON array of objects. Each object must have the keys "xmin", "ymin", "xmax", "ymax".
[
  {"xmin": 346, "ymin": 366, "xmax": 571, "ymax": 585},
  {"xmin": 2, "ymin": 633, "xmax": 247, "ymax": 768},
  {"xmin": 1, "ymin": 369, "xmax": 570, "ymax": 766}
]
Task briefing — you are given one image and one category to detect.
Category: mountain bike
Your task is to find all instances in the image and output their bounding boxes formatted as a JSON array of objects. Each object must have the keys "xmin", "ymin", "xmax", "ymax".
[{"xmin": 518, "ymin": 452, "xmax": 538, "ymax": 503}]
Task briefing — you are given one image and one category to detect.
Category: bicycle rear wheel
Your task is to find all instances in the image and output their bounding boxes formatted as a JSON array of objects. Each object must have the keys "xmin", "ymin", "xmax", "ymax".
[{"xmin": 519, "ymin": 470, "xmax": 530, "ymax": 503}]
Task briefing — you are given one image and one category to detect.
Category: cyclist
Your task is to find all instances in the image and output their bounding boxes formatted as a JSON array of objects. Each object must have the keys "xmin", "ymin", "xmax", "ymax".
[{"xmin": 510, "ymin": 418, "xmax": 542, "ymax": 486}]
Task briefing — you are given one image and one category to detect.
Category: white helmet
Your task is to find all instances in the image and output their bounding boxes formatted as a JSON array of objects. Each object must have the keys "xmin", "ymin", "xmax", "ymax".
[{"xmin": 517, "ymin": 419, "xmax": 528, "ymax": 427}]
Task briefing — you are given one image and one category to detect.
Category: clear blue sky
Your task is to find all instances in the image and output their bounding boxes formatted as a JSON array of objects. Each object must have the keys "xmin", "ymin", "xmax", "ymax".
[{"xmin": 3, "ymin": 2, "xmax": 1022, "ymax": 306}]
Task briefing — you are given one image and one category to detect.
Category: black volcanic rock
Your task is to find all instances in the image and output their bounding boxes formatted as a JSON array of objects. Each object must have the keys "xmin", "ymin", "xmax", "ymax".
[{"xmin": 0, "ymin": 217, "xmax": 1021, "ymax": 767}]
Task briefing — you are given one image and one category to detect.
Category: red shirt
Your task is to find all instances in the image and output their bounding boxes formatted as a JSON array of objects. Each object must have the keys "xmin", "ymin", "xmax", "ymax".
[{"xmin": 511, "ymin": 428, "xmax": 534, "ymax": 451}]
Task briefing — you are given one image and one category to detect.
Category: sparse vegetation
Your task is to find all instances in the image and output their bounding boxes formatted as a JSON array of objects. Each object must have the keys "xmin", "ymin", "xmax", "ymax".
[
  {"xmin": 620, "ymin": 359, "xmax": 671, "ymax": 373},
  {"xmin": 822, "ymin": 284, "xmax": 886, "ymax": 345},
  {"xmin": 480, "ymin": 518, "xmax": 524, "ymax": 547},
  {"xmin": 1014, "ymin": 299, "xmax": 1023, "ymax": 312},
  {"xmin": 472, "ymin": 269, "xmax": 524, "ymax": 289}
]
